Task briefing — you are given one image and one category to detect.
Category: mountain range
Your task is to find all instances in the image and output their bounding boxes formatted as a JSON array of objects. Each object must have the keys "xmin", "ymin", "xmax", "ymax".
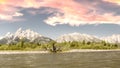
[
  {"xmin": 56, "ymin": 32, "xmax": 101, "ymax": 42},
  {"xmin": 101, "ymin": 35, "xmax": 120, "ymax": 43},
  {"xmin": 0, "ymin": 28, "xmax": 120, "ymax": 44},
  {"xmin": 0, "ymin": 28, "xmax": 53, "ymax": 44}
]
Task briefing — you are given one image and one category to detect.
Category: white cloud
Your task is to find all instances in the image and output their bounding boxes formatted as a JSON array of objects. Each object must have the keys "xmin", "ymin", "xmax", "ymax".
[{"xmin": 13, "ymin": 12, "xmax": 23, "ymax": 17}]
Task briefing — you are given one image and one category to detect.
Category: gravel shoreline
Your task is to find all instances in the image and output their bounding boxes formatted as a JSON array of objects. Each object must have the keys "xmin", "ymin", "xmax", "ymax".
[
  {"xmin": 0, "ymin": 49, "xmax": 120, "ymax": 54},
  {"xmin": 0, "ymin": 51, "xmax": 49, "ymax": 54},
  {"xmin": 65, "ymin": 49, "xmax": 120, "ymax": 53}
]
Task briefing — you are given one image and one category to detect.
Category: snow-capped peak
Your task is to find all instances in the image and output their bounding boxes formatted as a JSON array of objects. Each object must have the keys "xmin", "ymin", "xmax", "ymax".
[
  {"xmin": 0, "ymin": 28, "xmax": 53, "ymax": 44},
  {"xmin": 5, "ymin": 32, "xmax": 12, "ymax": 36},
  {"xmin": 16, "ymin": 28, "xmax": 22, "ymax": 33},
  {"xmin": 14, "ymin": 28, "xmax": 42, "ymax": 40},
  {"xmin": 56, "ymin": 32, "xmax": 101, "ymax": 42},
  {"xmin": 101, "ymin": 34, "xmax": 120, "ymax": 43},
  {"xmin": 5, "ymin": 32, "xmax": 14, "ymax": 39}
]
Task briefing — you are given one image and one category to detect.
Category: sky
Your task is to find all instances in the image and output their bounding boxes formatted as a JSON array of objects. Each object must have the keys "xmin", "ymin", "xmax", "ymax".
[{"xmin": 0, "ymin": 0, "xmax": 120, "ymax": 39}]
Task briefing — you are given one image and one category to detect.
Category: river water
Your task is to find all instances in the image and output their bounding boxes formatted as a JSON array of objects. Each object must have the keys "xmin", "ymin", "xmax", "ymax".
[{"xmin": 0, "ymin": 51, "xmax": 120, "ymax": 68}]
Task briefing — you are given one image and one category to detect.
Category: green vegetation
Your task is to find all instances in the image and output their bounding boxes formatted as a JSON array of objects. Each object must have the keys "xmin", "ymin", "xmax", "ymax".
[
  {"xmin": 54, "ymin": 41, "xmax": 120, "ymax": 51},
  {"xmin": 0, "ymin": 40, "xmax": 119, "ymax": 52}
]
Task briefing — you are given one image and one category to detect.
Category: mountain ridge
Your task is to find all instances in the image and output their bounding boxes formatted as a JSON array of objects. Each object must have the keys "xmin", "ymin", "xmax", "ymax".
[
  {"xmin": 0, "ymin": 28, "xmax": 53, "ymax": 44},
  {"xmin": 0, "ymin": 28, "xmax": 120, "ymax": 44},
  {"xmin": 101, "ymin": 34, "xmax": 120, "ymax": 43}
]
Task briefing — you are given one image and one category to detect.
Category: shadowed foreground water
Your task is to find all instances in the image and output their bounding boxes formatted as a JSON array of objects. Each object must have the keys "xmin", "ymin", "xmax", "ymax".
[{"xmin": 0, "ymin": 51, "xmax": 120, "ymax": 68}]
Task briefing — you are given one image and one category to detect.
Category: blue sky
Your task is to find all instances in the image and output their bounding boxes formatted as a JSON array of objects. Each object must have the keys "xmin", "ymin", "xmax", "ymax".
[{"xmin": 0, "ymin": 0, "xmax": 120, "ymax": 39}]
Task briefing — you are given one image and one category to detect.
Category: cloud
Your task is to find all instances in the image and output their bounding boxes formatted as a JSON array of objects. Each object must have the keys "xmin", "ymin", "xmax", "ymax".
[
  {"xmin": 13, "ymin": 12, "xmax": 23, "ymax": 17},
  {"xmin": 0, "ymin": 4, "xmax": 24, "ymax": 21},
  {"xmin": 0, "ymin": 0, "xmax": 41, "ymax": 21},
  {"xmin": 44, "ymin": 0, "xmax": 120, "ymax": 26},
  {"xmin": 0, "ymin": 0, "xmax": 120, "ymax": 26},
  {"xmin": 104, "ymin": 0, "xmax": 120, "ymax": 5}
]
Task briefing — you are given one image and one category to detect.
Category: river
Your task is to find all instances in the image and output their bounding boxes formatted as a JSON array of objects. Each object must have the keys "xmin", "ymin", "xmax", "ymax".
[{"xmin": 0, "ymin": 51, "xmax": 120, "ymax": 68}]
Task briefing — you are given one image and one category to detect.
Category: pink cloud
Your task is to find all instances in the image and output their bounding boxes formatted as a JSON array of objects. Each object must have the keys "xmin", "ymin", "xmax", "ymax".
[
  {"xmin": 0, "ymin": 4, "xmax": 22, "ymax": 21},
  {"xmin": 0, "ymin": 0, "xmax": 42, "ymax": 21},
  {"xmin": 43, "ymin": 0, "xmax": 120, "ymax": 26},
  {"xmin": 104, "ymin": 0, "xmax": 120, "ymax": 5},
  {"xmin": 0, "ymin": 0, "xmax": 120, "ymax": 25}
]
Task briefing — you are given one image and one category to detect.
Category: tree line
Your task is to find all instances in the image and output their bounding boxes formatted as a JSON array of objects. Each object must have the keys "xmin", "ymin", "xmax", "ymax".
[{"xmin": 0, "ymin": 40, "xmax": 119, "ymax": 52}]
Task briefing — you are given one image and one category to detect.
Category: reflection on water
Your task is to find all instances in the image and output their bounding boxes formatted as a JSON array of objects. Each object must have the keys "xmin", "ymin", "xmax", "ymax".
[{"xmin": 0, "ymin": 51, "xmax": 120, "ymax": 68}]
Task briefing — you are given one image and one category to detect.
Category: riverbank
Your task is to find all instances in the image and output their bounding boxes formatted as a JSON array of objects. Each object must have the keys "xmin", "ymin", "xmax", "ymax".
[
  {"xmin": 0, "ymin": 51, "xmax": 49, "ymax": 54},
  {"xmin": 65, "ymin": 49, "xmax": 120, "ymax": 53},
  {"xmin": 0, "ymin": 49, "xmax": 120, "ymax": 54}
]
